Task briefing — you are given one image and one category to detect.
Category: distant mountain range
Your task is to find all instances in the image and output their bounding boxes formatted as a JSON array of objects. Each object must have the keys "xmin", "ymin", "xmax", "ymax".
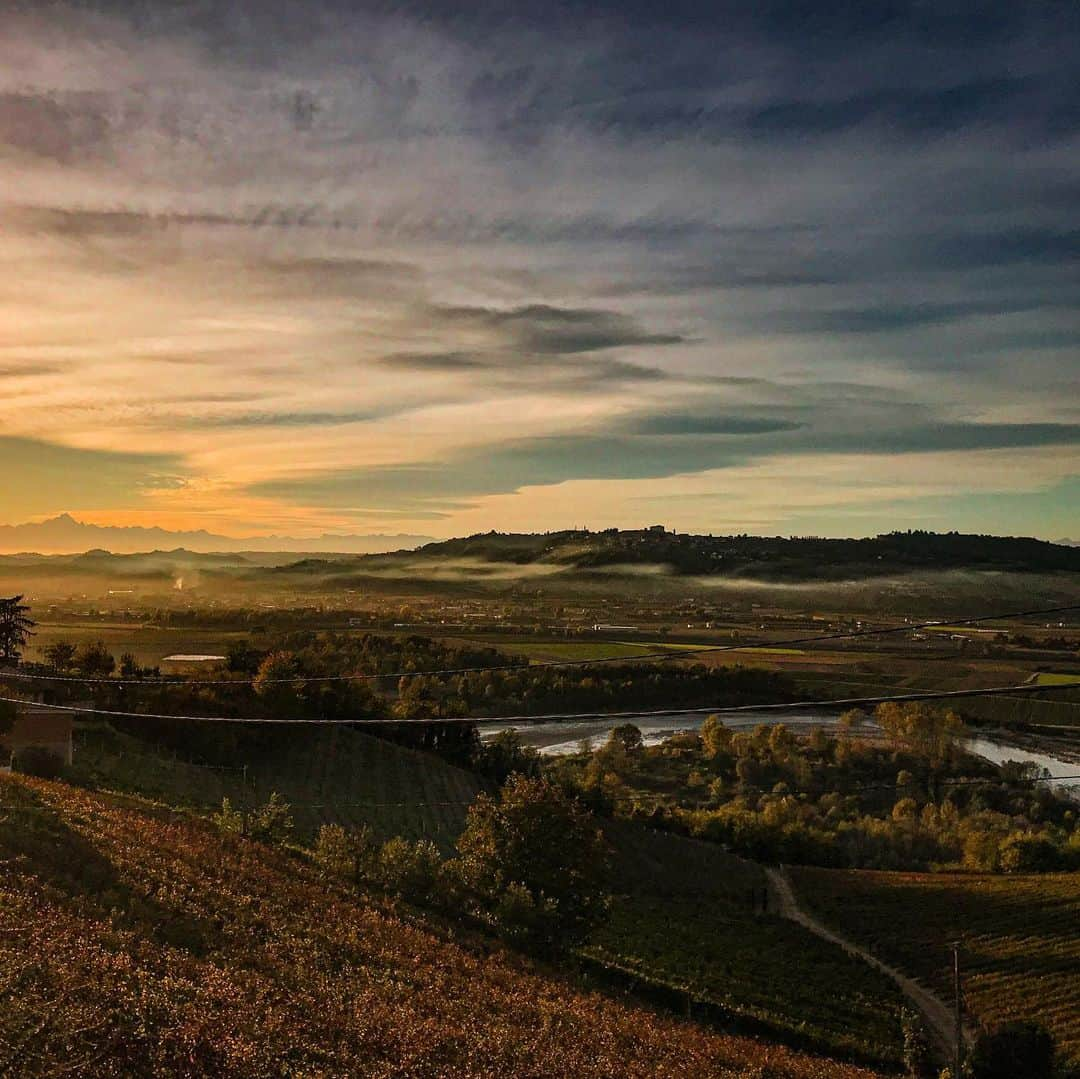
[{"xmin": 0, "ymin": 514, "xmax": 435, "ymax": 555}]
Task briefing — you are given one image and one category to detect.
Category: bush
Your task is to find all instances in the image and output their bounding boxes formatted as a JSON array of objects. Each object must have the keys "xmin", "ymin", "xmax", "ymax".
[
  {"xmin": 212, "ymin": 793, "xmax": 294, "ymax": 845},
  {"xmin": 249, "ymin": 793, "xmax": 294, "ymax": 845},
  {"xmin": 375, "ymin": 837, "xmax": 443, "ymax": 902},
  {"xmin": 998, "ymin": 834, "xmax": 1062, "ymax": 874},
  {"xmin": 314, "ymin": 823, "xmax": 377, "ymax": 881},
  {"xmin": 968, "ymin": 1020, "xmax": 1056, "ymax": 1079},
  {"xmin": 901, "ymin": 1009, "xmax": 934, "ymax": 1078},
  {"xmin": 13, "ymin": 745, "xmax": 65, "ymax": 779}
]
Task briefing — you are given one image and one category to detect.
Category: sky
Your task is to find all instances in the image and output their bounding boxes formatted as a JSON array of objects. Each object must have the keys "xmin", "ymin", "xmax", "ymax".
[{"xmin": 1, "ymin": 0, "xmax": 1078, "ymax": 542}]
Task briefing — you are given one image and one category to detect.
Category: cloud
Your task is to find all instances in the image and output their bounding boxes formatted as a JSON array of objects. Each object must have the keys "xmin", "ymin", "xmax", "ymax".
[
  {"xmin": 426, "ymin": 303, "xmax": 685, "ymax": 354},
  {"xmin": 0, "ymin": 436, "xmax": 185, "ymax": 521},
  {"xmin": 0, "ymin": 0, "xmax": 1076, "ymax": 537},
  {"xmin": 247, "ymin": 416, "xmax": 1080, "ymax": 515}
]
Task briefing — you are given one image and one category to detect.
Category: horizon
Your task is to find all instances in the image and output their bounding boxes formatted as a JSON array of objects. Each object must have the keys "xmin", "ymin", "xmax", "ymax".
[
  {"xmin": 0, "ymin": 512, "xmax": 1076, "ymax": 558},
  {"xmin": 1, "ymin": 2, "xmax": 1077, "ymax": 540}
]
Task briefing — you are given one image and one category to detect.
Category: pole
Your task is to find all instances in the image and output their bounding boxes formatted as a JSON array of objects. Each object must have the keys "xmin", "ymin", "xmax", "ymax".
[{"xmin": 952, "ymin": 941, "xmax": 963, "ymax": 1078}]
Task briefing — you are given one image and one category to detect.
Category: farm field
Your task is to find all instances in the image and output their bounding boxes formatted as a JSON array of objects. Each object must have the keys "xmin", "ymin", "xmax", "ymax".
[
  {"xmin": 1032, "ymin": 672, "xmax": 1080, "ymax": 686},
  {"xmin": 30, "ymin": 621, "xmax": 251, "ymax": 668},
  {"xmin": 587, "ymin": 825, "xmax": 907, "ymax": 1067},
  {"xmin": 790, "ymin": 866, "xmax": 1080, "ymax": 1065},
  {"xmin": 70, "ymin": 723, "xmax": 482, "ymax": 849},
  {"xmin": 0, "ymin": 773, "xmax": 887, "ymax": 1079}
]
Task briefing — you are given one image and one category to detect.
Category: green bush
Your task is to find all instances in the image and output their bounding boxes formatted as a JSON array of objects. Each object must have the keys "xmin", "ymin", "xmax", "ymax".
[
  {"xmin": 374, "ymin": 837, "xmax": 443, "ymax": 902},
  {"xmin": 314, "ymin": 822, "xmax": 377, "ymax": 881}
]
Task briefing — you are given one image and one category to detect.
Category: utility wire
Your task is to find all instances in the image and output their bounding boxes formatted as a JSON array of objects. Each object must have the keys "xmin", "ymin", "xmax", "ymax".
[
  {"xmin": 1, "ymin": 677, "xmax": 1078, "ymax": 727},
  {"xmin": 3, "ymin": 602, "xmax": 1077, "ymax": 687}
]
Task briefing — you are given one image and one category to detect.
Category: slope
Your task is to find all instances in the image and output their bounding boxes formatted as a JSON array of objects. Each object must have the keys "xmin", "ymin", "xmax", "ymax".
[
  {"xmin": 790, "ymin": 866, "xmax": 1080, "ymax": 1065},
  {"xmin": 0, "ymin": 773, "xmax": 885, "ymax": 1078}
]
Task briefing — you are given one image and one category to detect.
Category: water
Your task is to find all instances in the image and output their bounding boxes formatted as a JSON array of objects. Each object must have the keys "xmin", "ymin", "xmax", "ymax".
[
  {"xmin": 484, "ymin": 709, "xmax": 856, "ymax": 757},
  {"xmin": 965, "ymin": 736, "xmax": 1080, "ymax": 799},
  {"xmin": 482, "ymin": 710, "xmax": 1080, "ymax": 799}
]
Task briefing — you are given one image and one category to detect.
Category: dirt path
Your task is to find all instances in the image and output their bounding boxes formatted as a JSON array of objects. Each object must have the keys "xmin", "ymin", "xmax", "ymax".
[{"xmin": 765, "ymin": 865, "xmax": 972, "ymax": 1058}]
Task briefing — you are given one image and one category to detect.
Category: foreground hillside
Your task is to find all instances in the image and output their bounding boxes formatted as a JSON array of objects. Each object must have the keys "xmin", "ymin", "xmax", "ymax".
[
  {"xmin": 791, "ymin": 866, "xmax": 1080, "ymax": 1065},
  {"xmin": 0, "ymin": 774, "xmax": 884, "ymax": 1078}
]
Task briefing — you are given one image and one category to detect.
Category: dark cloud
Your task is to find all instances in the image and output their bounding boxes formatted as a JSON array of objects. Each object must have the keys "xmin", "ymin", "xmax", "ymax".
[
  {"xmin": 380, "ymin": 351, "xmax": 484, "ymax": 371},
  {"xmin": 249, "ymin": 417, "xmax": 1080, "ymax": 512},
  {"xmin": 628, "ymin": 414, "xmax": 803, "ymax": 436},
  {"xmin": 429, "ymin": 303, "xmax": 685, "ymax": 354},
  {"xmin": 171, "ymin": 410, "xmax": 384, "ymax": 429}
]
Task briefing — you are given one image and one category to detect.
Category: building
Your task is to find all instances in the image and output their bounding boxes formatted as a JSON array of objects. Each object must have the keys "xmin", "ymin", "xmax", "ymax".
[{"xmin": 2, "ymin": 705, "xmax": 75, "ymax": 768}]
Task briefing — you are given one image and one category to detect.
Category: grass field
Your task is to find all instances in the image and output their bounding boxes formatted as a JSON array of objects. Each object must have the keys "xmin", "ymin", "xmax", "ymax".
[
  {"xmin": 31, "ymin": 621, "xmax": 250, "ymax": 668},
  {"xmin": 1032, "ymin": 672, "xmax": 1080, "ymax": 686},
  {"xmin": 585, "ymin": 823, "xmax": 907, "ymax": 1067},
  {"xmin": 790, "ymin": 866, "xmax": 1080, "ymax": 1064},
  {"xmin": 71, "ymin": 723, "xmax": 483, "ymax": 849}
]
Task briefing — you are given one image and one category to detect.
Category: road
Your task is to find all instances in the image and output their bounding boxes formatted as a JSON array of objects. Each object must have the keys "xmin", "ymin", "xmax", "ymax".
[{"xmin": 765, "ymin": 865, "xmax": 974, "ymax": 1059}]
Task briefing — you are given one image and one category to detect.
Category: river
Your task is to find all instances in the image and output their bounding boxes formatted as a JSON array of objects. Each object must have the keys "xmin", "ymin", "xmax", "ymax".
[{"xmin": 481, "ymin": 709, "xmax": 1080, "ymax": 799}]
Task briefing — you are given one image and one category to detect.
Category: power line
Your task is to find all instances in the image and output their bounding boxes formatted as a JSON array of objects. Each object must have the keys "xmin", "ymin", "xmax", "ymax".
[
  {"xmin": 1, "ymin": 677, "xmax": 1078, "ymax": 727},
  {"xmin": 3, "ymin": 602, "xmax": 1077, "ymax": 688}
]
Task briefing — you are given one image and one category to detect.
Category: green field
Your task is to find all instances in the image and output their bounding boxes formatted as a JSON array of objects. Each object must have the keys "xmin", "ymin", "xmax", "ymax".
[
  {"xmin": 31, "ymin": 621, "xmax": 250, "ymax": 668},
  {"xmin": 70, "ymin": 723, "xmax": 482, "ymax": 849},
  {"xmin": 790, "ymin": 866, "xmax": 1080, "ymax": 1064},
  {"xmin": 1032, "ymin": 672, "xmax": 1080, "ymax": 686},
  {"xmin": 585, "ymin": 823, "xmax": 907, "ymax": 1067}
]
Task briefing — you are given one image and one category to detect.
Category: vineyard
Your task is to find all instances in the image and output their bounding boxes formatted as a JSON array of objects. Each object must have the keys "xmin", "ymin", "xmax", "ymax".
[
  {"xmin": 71, "ymin": 722, "xmax": 483, "ymax": 848},
  {"xmin": 588, "ymin": 824, "xmax": 907, "ymax": 1067},
  {"xmin": 0, "ymin": 772, "xmax": 887, "ymax": 1078},
  {"xmin": 790, "ymin": 866, "xmax": 1080, "ymax": 1064}
]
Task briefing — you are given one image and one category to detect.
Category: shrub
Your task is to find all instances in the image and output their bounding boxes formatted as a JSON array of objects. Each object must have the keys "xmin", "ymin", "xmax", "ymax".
[
  {"xmin": 900, "ymin": 1009, "xmax": 934, "ymax": 1078},
  {"xmin": 314, "ymin": 823, "xmax": 377, "ymax": 881},
  {"xmin": 212, "ymin": 798, "xmax": 244, "ymax": 834},
  {"xmin": 375, "ymin": 837, "xmax": 443, "ymax": 902},
  {"xmin": 998, "ymin": 834, "xmax": 1062, "ymax": 874},
  {"xmin": 213, "ymin": 794, "xmax": 293, "ymax": 845},
  {"xmin": 249, "ymin": 793, "xmax": 294, "ymax": 845},
  {"xmin": 968, "ymin": 1020, "xmax": 1056, "ymax": 1079}
]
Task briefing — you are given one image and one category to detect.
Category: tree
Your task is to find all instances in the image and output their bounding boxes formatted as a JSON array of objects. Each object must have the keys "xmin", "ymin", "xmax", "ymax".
[
  {"xmin": 253, "ymin": 651, "xmax": 302, "ymax": 716},
  {"xmin": 76, "ymin": 641, "xmax": 115, "ymax": 677},
  {"xmin": 472, "ymin": 728, "xmax": 540, "ymax": 784},
  {"xmin": 875, "ymin": 702, "xmax": 962, "ymax": 765},
  {"xmin": 969, "ymin": 1021, "xmax": 1056, "ymax": 1079},
  {"xmin": 608, "ymin": 723, "xmax": 643, "ymax": 753},
  {"xmin": 701, "ymin": 714, "xmax": 734, "ymax": 758},
  {"xmin": 456, "ymin": 775, "xmax": 611, "ymax": 951},
  {"xmin": 0, "ymin": 596, "xmax": 34, "ymax": 664},
  {"xmin": 43, "ymin": 641, "xmax": 77, "ymax": 671}
]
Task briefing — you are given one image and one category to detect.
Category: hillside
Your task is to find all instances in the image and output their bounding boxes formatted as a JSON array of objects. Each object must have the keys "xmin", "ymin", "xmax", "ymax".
[
  {"xmin": 592, "ymin": 824, "xmax": 907, "ymax": 1067},
  {"xmin": 790, "ymin": 866, "xmax": 1080, "ymax": 1065},
  {"xmin": 385, "ymin": 528, "xmax": 1080, "ymax": 580},
  {"xmin": 71, "ymin": 723, "xmax": 484, "ymax": 850},
  {"xmin": 0, "ymin": 772, "xmax": 885, "ymax": 1078}
]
